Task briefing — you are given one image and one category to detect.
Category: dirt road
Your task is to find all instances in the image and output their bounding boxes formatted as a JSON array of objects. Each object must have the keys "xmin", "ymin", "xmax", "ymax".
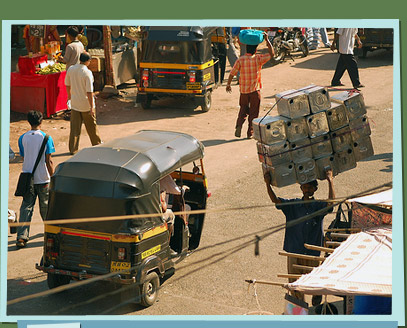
[{"xmin": 7, "ymin": 45, "xmax": 393, "ymax": 315}]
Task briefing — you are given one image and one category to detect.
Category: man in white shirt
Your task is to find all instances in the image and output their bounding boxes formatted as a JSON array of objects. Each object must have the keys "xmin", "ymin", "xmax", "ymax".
[
  {"xmin": 17, "ymin": 110, "xmax": 55, "ymax": 248},
  {"xmin": 330, "ymin": 28, "xmax": 364, "ymax": 89},
  {"xmin": 65, "ymin": 52, "xmax": 102, "ymax": 155},
  {"xmin": 61, "ymin": 26, "xmax": 85, "ymax": 70}
]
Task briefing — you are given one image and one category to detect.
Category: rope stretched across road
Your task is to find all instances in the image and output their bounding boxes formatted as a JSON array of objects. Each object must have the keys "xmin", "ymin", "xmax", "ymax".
[{"xmin": 7, "ymin": 181, "xmax": 391, "ymax": 313}]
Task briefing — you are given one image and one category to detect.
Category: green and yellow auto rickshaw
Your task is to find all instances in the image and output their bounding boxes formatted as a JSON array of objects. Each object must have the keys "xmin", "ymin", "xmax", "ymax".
[
  {"xmin": 36, "ymin": 130, "xmax": 209, "ymax": 307},
  {"xmin": 136, "ymin": 26, "xmax": 220, "ymax": 112}
]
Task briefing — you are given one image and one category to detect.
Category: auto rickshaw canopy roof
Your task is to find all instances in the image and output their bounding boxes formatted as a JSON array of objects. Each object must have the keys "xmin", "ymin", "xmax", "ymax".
[
  {"xmin": 142, "ymin": 26, "xmax": 218, "ymax": 42},
  {"xmin": 52, "ymin": 130, "xmax": 205, "ymax": 199}
]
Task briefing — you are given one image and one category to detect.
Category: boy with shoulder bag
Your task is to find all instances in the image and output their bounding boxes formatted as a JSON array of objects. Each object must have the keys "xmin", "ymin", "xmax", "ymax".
[{"xmin": 15, "ymin": 110, "xmax": 55, "ymax": 248}]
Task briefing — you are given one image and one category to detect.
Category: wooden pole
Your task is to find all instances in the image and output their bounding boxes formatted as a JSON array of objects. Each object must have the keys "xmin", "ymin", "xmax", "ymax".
[
  {"xmin": 325, "ymin": 228, "xmax": 361, "ymax": 232},
  {"xmin": 278, "ymin": 251, "xmax": 325, "ymax": 262},
  {"xmin": 325, "ymin": 241, "xmax": 342, "ymax": 247},
  {"xmin": 292, "ymin": 264, "xmax": 314, "ymax": 272},
  {"xmin": 304, "ymin": 243, "xmax": 335, "ymax": 253},
  {"xmin": 103, "ymin": 25, "xmax": 114, "ymax": 86},
  {"xmin": 277, "ymin": 274, "xmax": 302, "ymax": 279},
  {"xmin": 245, "ymin": 279, "xmax": 285, "ymax": 287},
  {"xmin": 330, "ymin": 232, "xmax": 351, "ymax": 239}
]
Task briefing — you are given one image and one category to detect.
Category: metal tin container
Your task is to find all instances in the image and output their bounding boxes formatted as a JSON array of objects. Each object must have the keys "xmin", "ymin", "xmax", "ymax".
[
  {"xmin": 299, "ymin": 85, "xmax": 331, "ymax": 113},
  {"xmin": 286, "ymin": 117, "xmax": 309, "ymax": 142},
  {"xmin": 349, "ymin": 115, "xmax": 371, "ymax": 140},
  {"xmin": 257, "ymin": 141, "xmax": 292, "ymax": 166},
  {"xmin": 326, "ymin": 102, "xmax": 349, "ymax": 131},
  {"xmin": 311, "ymin": 134, "xmax": 333, "ymax": 159},
  {"xmin": 290, "ymin": 138, "xmax": 313, "ymax": 163},
  {"xmin": 307, "ymin": 111, "xmax": 330, "ymax": 138},
  {"xmin": 295, "ymin": 159, "xmax": 318, "ymax": 185},
  {"xmin": 330, "ymin": 91, "xmax": 366, "ymax": 121},
  {"xmin": 257, "ymin": 142, "xmax": 267, "ymax": 164},
  {"xmin": 315, "ymin": 155, "xmax": 338, "ymax": 180},
  {"xmin": 262, "ymin": 162, "xmax": 297, "ymax": 187},
  {"xmin": 275, "ymin": 89, "xmax": 311, "ymax": 118},
  {"xmin": 252, "ymin": 115, "xmax": 288, "ymax": 145},
  {"xmin": 352, "ymin": 136, "xmax": 374, "ymax": 161},
  {"xmin": 330, "ymin": 126, "xmax": 353, "ymax": 152},
  {"xmin": 334, "ymin": 147, "xmax": 357, "ymax": 173}
]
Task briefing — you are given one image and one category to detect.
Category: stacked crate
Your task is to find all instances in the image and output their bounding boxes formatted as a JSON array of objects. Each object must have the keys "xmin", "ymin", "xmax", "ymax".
[{"xmin": 253, "ymin": 85, "xmax": 374, "ymax": 187}]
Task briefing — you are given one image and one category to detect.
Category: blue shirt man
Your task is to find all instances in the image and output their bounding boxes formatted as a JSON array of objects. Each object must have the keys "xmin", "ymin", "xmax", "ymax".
[
  {"xmin": 264, "ymin": 170, "xmax": 335, "ymax": 253},
  {"xmin": 276, "ymin": 197, "xmax": 333, "ymax": 256},
  {"xmin": 16, "ymin": 110, "xmax": 55, "ymax": 248},
  {"xmin": 264, "ymin": 170, "xmax": 335, "ymax": 303}
]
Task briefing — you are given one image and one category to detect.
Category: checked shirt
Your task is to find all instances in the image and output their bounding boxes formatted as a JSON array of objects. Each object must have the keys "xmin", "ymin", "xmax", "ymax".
[{"xmin": 230, "ymin": 53, "xmax": 271, "ymax": 94}]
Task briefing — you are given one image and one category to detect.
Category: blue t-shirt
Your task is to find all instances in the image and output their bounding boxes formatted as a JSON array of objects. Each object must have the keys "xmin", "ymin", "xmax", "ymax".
[
  {"xmin": 276, "ymin": 197, "xmax": 333, "ymax": 256},
  {"xmin": 18, "ymin": 130, "xmax": 55, "ymax": 184}
]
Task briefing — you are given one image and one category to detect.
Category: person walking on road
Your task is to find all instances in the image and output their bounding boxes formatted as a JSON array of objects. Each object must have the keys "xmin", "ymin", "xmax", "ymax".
[
  {"xmin": 61, "ymin": 26, "xmax": 85, "ymax": 70},
  {"xmin": 65, "ymin": 52, "xmax": 102, "ymax": 155},
  {"xmin": 226, "ymin": 27, "xmax": 240, "ymax": 82},
  {"xmin": 263, "ymin": 169, "xmax": 335, "ymax": 303},
  {"xmin": 226, "ymin": 31, "xmax": 274, "ymax": 139},
  {"xmin": 16, "ymin": 110, "xmax": 55, "ymax": 248},
  {"xmin": 330, "ymin": 28, "xmax": 364, "ymax": 89}
]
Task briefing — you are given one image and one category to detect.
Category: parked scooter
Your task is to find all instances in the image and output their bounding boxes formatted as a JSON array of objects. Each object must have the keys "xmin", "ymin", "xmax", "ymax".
[{"xmin": 267, "ymin": 27, "xmax": 309, "ymax": 63}]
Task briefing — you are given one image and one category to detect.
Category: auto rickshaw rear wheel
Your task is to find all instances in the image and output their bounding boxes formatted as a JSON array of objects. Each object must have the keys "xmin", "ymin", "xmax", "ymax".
[
  {"xmin": 47, "ymin": 273, "xmax": 71, "ymax": 289},
  {"xmin": 140, "ymin": 271, "xmax": 160, "ymax": 307},
  {"xmin": 200, "ymin": 91, "xmax": 212, "ymax": 112},
  {"xmin": 141, "ymin": 95, "xmax": 153, "ymax": 109}
]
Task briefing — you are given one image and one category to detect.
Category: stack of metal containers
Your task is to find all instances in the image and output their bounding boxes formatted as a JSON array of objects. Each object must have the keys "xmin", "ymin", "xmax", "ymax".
[{"xmin": 253, "ymin": 85, "xmax": 374, "ymax": 187}]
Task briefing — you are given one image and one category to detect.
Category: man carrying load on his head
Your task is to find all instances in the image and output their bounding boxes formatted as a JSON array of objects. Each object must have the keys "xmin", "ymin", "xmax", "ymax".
[
  {"xmin": 264, "ymin": 169, "xmax": 336, "ymax": 304},
  {"xmin": 226, "ymin": 31, "xmax": 274, "ymax": 139}
]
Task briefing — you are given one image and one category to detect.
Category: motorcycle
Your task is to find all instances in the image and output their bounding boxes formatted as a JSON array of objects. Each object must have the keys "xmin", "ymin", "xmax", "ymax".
[{"xmin": 267, "ymin": 27, "xmax": 309, "ymax": 63}]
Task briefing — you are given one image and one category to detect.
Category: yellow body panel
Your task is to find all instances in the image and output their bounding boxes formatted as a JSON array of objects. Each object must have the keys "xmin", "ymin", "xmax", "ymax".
[
  {"xmin": 139, "ymin": 87, "xmax": 203, "ymax": 94},
  {"xmin": 45, "ymin": 224, "xmax": 168, "ymax": 243},
  {"xmin": 140, "ymin": 60, "xmax": 214, "ymax": 70}
]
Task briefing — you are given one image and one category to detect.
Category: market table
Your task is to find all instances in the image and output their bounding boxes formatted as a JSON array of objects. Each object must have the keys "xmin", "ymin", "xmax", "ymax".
[
  {"xmin": 17, "ymin": 54, "xmax": 48, "ymax": 75},
  {"xmin": 10, "ymin": 70, "xmax": 68, "ymax": 117}
]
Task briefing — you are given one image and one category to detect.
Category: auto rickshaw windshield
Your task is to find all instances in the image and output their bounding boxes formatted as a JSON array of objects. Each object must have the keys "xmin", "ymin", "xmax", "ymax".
[{"xmin": 142, "ymin": 40, "xmax": 208, "ymax": 64}]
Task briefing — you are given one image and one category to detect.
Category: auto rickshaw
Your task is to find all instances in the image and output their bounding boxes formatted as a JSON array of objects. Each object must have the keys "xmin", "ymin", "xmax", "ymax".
[
  {"xmin": 136, "ymin": 26, "xmax": 220, "ymax": 112},
  {"xmin": 36, "ymin": 130, "xmax": 209, "ymax": 307}
]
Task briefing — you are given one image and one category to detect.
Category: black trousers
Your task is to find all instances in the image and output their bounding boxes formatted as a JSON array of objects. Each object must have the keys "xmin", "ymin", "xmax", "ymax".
[{"xmin": 331, "ymin": 53, "xmax": 361, "ymax": 88}]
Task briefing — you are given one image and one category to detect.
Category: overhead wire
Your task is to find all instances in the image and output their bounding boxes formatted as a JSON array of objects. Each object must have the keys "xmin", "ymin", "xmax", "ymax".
[{"xmin": 6, "ymin": 181, "xmax": 391, "ymax": 314}]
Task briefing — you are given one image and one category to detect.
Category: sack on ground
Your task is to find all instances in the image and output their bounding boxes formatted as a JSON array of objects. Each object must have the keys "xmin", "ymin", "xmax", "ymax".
[{"xmin": 14, "ymin": 172, "xmax": 33, "ymax": 197}]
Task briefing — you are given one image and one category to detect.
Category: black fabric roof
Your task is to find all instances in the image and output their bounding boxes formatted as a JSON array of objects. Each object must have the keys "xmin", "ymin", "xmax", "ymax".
[
  {"xmin": 143, "ymin": 26, "xmax": 218, "ymax": 41},
  {"xmin": 52, "ymin": 130, "xmax": 204, "ymax": 198}
]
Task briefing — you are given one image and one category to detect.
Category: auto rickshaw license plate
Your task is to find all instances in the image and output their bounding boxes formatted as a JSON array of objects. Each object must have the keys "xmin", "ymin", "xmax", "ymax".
[
  {"xmin": 186, "ymin": 82, "xmax": 201, "ymax": 90},
  {"xmin": 111, "ymin": 261, "xmax": 131, "ymax": 273}
]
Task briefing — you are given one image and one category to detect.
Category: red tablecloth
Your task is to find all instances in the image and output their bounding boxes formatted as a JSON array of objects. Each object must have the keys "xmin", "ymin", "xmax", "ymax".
[
  {"xmin": 18, "ymin": 54, "xmax": 48, "ymax": 75},
  {"xmin": 10, "ymin": 71, "xmax": 68, "ymax": 117}
]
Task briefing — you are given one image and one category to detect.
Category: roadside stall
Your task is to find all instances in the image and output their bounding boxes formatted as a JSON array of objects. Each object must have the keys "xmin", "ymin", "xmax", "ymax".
[
  {"xmin": 11, "ymin": 24, "xmax": 68, "ymax": 117},
  {"xmin": 245, "ymin": 188, "xmax": 392, "ymax": 315},
  {"xmin": 286, "ymin": 189, "xmax": 392, "ymax": 314},
  {"xmin": 87, "ymin": 26, "xmax": 139, "ymax": 90},
  {"xmin": 286, "ymin": 226, "xmax": 392, "ymax": 314}
]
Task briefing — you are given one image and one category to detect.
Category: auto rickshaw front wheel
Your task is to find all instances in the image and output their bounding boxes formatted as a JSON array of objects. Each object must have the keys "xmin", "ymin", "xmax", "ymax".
[
  {"xmin": 47, "ymin": 273, "xmax": 71, "ymax": 289},
  {"xmin": 200, "ymin": 91, "xmax": 212, "ymax": 112},
  {"xmin": 140, "ymin": 271, "xmax": 160, "ymax": 307}
]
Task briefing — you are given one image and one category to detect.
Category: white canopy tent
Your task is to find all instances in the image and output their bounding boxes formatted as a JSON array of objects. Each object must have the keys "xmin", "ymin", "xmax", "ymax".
[{"xmin": 286, "ymin": 227, "xmax": 392, "ymax": 297}]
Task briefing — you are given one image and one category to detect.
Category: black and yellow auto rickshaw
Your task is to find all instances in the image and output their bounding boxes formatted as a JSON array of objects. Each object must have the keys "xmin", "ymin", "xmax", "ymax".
[
  {"xmin": 136, "ymin": 26, "xmax": 220, "ymax": 112},
  {"xmin": 36, "ymin": 130, "xmax": 209, "ymax": 307}
]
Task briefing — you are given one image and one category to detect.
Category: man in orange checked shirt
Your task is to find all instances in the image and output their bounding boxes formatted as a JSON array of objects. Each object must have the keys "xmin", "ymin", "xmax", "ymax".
[{"xmin": 226, "ymin": 31, "xmax": 274, "ymax": 139}]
